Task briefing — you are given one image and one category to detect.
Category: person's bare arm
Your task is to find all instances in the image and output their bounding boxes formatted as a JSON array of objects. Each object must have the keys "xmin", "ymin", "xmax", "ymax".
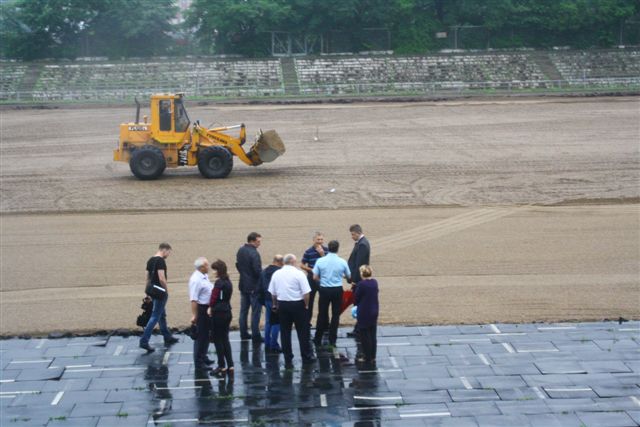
[
  {"xmin": 157, "ymin": 269, "xmax": 167, "ymax": 288},
  {"xmin": 190, "ymin": 300, "xmax": 198, "ymax": 324},
  {"xmin": 303, "ymin": 292, "xmax": 310, "ymax": 309},
  {"xmin": 301, "ymin": 262, "xmax": 312, "ymax": 273}
]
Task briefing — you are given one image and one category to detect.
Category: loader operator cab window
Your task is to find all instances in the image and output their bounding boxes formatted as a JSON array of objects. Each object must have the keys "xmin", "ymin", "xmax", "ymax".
[
  {"xmin": 174, "ymin": 99, "xmax": 190, "ymax": 133},
  {"xmin": 159, "ymin": 100, "xmax": 172, "ymax": 131}
]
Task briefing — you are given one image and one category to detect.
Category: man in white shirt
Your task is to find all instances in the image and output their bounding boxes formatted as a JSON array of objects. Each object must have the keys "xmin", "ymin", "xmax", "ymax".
[
  {"xmin": 189, "ymin": 257, "xmax": 213, "ymax": 369},
  {"xmin": 268, "ymin": 254, "xmax": 315, "ymax": 365}
]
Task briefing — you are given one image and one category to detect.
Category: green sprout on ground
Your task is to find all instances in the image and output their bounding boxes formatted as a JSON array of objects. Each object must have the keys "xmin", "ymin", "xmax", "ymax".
[
  {"xmin": 116, "ymin": 412, "xmax": 128, "ymax": 417},
  {"xmin": 48, "ymin": 416, "xmax": 67, "ymax": 421}
]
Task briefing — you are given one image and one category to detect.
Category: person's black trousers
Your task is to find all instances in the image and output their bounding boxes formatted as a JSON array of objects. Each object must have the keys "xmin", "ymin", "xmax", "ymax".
[
  {"xmin": 306, "ymin": 275, "xmax": 319, "ymax": 326},
  {"xmin": 278, "ymin": 300, "xmax": 313, "ymax": 362},
  {"xmin": 211, "ymin": 311, "xmax": 234, "ymax": 369},
  {"xmin": 314, "ymin": 286, "xmax": 343, "ymax": 346},
  {"xmin": 358, "ymin": 324, "xmax": 377, "ymax": 362},
  {"xmin": 194, "ymin": 304, "xmax": 210, "ymax": 367}
]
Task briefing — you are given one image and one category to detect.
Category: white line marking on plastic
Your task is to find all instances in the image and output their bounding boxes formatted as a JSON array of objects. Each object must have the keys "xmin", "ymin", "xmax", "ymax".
[
  {"xmin": 630, "ymin": 396, "xmax": 640, "ymax": 407},
  {"xmin": 113, "ymin": 345, "xmax": 123, "ymax": 356},
  {"xmin": 517, "ymin": 349, "xmax": 559, "ymax": 353},
  {"xmin": 460, "ymin": 377, "xmax": 473, "ymax": 389},
  {"xmin": 0, "ymin": 395, "xmax": 15, "ymax": 399},
  {"xmin": 162, "ymin": 352, "xmax": 171, "ymax": 366},
  {"xmin": 0, "ymin": 379, "xmax": 15, "ymax": 383},
  {"xmin": 9, "ymin": 359, "xmax": 52, "ymax": 364},
  {"xmin": 65, "ymin": 364, "xmax": 92, "ymax": 369},
  {"xmin": 490, "ymin": 324, "xmax": 501, "ymax": 334},
  {"xmin": 545, "ymin": 387, "xmax": 592, "ymax": 392},
  {"xmin": 502, "ymin": 343, "xmax": 515, "ymax": 353},
  {"xmin": 51, "ymin": 391, "xmax": 64, "ymax": 405},
  {"xmin": 532, "ymin": 387, "xmax": 546, "ymax": 400},
  {"xmin": 177, "ymin": 362, "xmax": 193, "ymax": 365},
  {"xmin": 320, "ymin": 394, "xmax": 327, "ymax": 407},
  {"xmin": 389, "ymin": 357, "xmax": 399, "ymax": 368},
  {"xmin": 35, "ymin": 339, "xmax": 46, "ymax": 349},
  {"xmin": 378, "ymin": 342, "xmax": 411, "ymax": 346},
  {"xmin": 400, "ymin": 412, "xmax": 451, "ymax": 418},
  {"xmin": 450, "ymin": 338, "xmax": 491, "ymax": 343},
  {"xmin": 65, "ymin": 367, "xmax": 144, "ymax": 373},
  {"xmin": 354, "ymin": 395, "xmax": 402, "ymax": 400},
  {"xmin": 487, "ymin": 333, "xmax": 527, "ymax": 336},
  {"xmin": 358, "ymin": 368, "xmax": 402, "ymax": 373},
  {"xmin": 478, "ymin": 354, "xmax": 490, "ymax": 365},
  {"xmin": 155, "ymin": 386, "xmax": 202, "ymax": 391},
  {"xmin": 619, "ymin": 328, "xmax": 640, "ymax": 332},
  {"xmin": 0, "ymin": 390, "xmax": 39, "ymax": 395},
  {"xmin": 146, "ymin": 417, "xmax": 249, "ymax": 424},
  {"xmin": 537, "ymin": 326, "xmax": 576, "ymax": 330},
  {"xmin": 147, "ymin": 418, "xmax": 198, "ymax": 424},
  {"xmin": 68, "ymin": 341, "xmax": 107, "ymax": 346}
]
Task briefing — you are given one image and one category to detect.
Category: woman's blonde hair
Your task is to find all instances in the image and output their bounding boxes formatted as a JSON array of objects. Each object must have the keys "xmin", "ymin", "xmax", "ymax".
[{"xmin": 359, "ymin": 264, "xmax": 372, "ymax": 278}]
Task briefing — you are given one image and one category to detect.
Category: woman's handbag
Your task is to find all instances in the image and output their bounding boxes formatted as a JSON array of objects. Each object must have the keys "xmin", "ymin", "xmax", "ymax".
[{"xmin": 340, "ymin": 289, "xmax": 355, "ymax": 314}]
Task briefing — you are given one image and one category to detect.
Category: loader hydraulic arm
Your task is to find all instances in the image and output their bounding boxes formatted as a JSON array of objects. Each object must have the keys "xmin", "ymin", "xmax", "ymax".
[{"xmin": 192, "ymin": 122, "xmax": 258, "ymax": 166}]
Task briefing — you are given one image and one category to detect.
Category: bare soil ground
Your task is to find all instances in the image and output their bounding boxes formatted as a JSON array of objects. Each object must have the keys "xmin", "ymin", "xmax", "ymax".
[{"xmin": 1, "ymin": 97, "xmax": 638, "ymax": 335}]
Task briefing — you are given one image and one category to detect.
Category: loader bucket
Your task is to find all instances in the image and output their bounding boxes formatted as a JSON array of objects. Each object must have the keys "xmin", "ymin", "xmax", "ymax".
[{"xmin": 248, "ymin": 130, "xmax": 286, "ymax": 165}]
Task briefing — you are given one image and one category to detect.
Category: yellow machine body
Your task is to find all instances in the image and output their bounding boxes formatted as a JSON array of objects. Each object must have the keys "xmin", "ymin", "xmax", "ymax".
[{"xmin": 113, "ymin": 93, "xmax": 284, "ymax": 179}]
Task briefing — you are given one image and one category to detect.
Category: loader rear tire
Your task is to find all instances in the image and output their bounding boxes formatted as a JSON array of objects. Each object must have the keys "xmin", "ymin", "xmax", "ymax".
[
  {"xmin": 130, "ymin": 145, "xmax": 166, "ymax": 180},
  {"xmin": 198, "ymin": 146, "xmax": 233, "ymax": 179}
]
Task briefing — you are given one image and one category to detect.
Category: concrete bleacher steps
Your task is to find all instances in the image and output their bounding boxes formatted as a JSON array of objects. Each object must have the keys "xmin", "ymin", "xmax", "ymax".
[
  {"xmin": 281, "ymin": 57, "xmax": 301, "ymax": 95},
  {"xmin": 530, "ymin": 52, "xmax": 564, "ymax": 81},
  {"xmin": 1, "ymin": 49, "xmax": 638, "ymax": 101}
]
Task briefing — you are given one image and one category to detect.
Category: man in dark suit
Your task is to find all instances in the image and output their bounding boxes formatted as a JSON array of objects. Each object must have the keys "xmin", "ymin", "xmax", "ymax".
[
  {"xmin": 236, "ymin": 232, "xmax": 263, "ymax": 343},
  {"xmin": 347, "ymin": 224, "xmax": 370, "ymax": 338}
]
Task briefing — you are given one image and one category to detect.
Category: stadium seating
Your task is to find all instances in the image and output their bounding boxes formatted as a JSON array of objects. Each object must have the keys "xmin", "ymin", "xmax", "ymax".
[{"xmin": 1, "ymin": 49, "xmax": 638, "ymax": 101}]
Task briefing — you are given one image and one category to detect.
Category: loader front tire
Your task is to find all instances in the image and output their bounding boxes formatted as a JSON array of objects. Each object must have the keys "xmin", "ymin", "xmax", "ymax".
[
  {"xmin": 129, "ymin": 145, "xmax": 166, "ymax": 180},
  {"xmin": 198, "ymin": 146, "xmax": 233, "ymax": 179}
]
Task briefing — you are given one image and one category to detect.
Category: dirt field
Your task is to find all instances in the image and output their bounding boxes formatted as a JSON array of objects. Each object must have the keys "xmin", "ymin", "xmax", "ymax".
[{"xmin": 1, "ymin": 97, "xmax": 638, "ymax": 335}]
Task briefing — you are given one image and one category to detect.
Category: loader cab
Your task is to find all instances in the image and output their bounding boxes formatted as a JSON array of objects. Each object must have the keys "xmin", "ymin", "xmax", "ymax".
[{"xmin": 150, "ymin": 94, "xmax": 190, "ymax": 143}]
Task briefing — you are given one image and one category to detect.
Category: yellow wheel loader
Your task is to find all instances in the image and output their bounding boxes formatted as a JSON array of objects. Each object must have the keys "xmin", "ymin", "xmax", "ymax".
[{"xmin": 113, "ymin": 93, "xmax": 285, "ymax": 180}]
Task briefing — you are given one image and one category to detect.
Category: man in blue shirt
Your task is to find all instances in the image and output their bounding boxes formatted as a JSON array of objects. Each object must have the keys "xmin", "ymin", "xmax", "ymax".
[
  {"xmin": 312, "ymin": 240, "xmax": 351, "ymax": 348},
  {"xmin": 301, "ymin": 232, "xmax": 329, "ymax": 328}
]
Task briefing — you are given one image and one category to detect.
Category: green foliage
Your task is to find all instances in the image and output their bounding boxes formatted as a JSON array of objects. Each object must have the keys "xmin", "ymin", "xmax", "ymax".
[
  {"xmin": 1, "ymin": 0, "xmax": 176, "ymax": 59},
  {"xmin": 2, "ymin": 0, "xmax": 639, "ymax": 59}
]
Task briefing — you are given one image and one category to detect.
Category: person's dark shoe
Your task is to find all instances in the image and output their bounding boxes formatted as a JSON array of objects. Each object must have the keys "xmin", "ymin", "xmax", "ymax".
[
  {"xmin": 164, "ymin": 336, "xmax": 179, "ymax": 346},
  {"xmin": 252, "ymin": 336, "xmax": 264, "ymax": 345},
  {"xmin": 346, "ymin": 330, "xmax": 359, "ymax": 338},
  {"xmin": 139, "ymin": 343, "xmax": 155, "ymax": 353},
  {"xmin": 204, "ymin": 358, "xmax": 215, "ymax": 366},
  {"xmin": 240, "ymin": 334, "xmax": 252, "ymax": 340},
  {"xmin": 210, "ymin": 367, "xmax": 227, "ymax": 377},
  {"xmin": 271, "ymin": 345, "xmax": 282, "ymax": 353},
  {"xmin": 194, "ymin": 363, "xmax": 212, "ymax": 371},
  {"xmin": 313, "ymin": 339, "xmax": 322, "ymax": 348},
  {"xmin": 302, "ymin": 357, "xmax": 317, "ymax": 364}
]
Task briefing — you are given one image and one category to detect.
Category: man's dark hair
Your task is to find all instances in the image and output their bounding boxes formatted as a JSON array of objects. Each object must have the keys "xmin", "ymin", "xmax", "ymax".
[
  {"xmin": 349, "ymin": 224, "xmax": 363, "ymax": 234},
  {"xmin": 211, "ymin": 259, "xmax": 229, "ymax": 279},
  {"xmin": 159, "ymin": 242, "xmax": 172, "ymax": 250},
  {"xmin": 328, "ymin": 240, "xmax": 339, "ymax": 253},
  {"xmin": 247, "ymin": 232, "xmax": 262, "ymax": 243}
]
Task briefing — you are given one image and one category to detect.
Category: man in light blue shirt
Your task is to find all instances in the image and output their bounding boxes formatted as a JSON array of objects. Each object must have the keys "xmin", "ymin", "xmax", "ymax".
[{"xmin": 312, "ymin": 240, "xmax": 351, "ymax": 347}]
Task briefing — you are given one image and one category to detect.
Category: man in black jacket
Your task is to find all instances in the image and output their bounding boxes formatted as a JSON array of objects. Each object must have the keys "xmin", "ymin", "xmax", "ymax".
[
  {"xmin": 236, "ymin": 232, "xmax": 263, "ymax": 342},
  {"xmin": 347, "ymin": 224, "xmax": 370, "ymax": 338}
]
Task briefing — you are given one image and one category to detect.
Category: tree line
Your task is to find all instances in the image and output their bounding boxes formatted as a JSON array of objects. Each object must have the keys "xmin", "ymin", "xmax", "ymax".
[{"xmin": 1, "ymin": 0, "xmax": 639, "ymax": 60}]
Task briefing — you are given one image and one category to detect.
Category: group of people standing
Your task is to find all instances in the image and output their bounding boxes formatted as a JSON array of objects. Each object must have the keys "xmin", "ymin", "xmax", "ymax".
[{"xmin": 138, "ymin": 224, "xmax": 379, "ymax": 376}]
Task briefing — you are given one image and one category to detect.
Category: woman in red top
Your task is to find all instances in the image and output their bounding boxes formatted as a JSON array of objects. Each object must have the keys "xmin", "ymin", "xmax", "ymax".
[{"xmin": 208, "ymin": 259, "xmax": 234, "ymax": 377}]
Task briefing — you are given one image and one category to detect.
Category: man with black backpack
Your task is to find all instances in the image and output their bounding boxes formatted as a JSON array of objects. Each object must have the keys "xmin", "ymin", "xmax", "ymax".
[{"xmin": 140, "ymin": 242, "xmax": 179, "ymax": 353}]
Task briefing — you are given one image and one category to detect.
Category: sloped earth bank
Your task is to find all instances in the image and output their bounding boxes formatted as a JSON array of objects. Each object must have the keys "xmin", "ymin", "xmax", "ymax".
[{"xmin": 0, "ymin": 97, "xmax": 638, "ymax": 335}]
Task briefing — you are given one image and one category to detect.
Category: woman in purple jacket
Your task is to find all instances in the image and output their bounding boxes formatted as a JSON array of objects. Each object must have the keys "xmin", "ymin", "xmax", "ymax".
[{"xmin": 354, "ymin": 265, "xmax": 379, "ymax": 366}]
